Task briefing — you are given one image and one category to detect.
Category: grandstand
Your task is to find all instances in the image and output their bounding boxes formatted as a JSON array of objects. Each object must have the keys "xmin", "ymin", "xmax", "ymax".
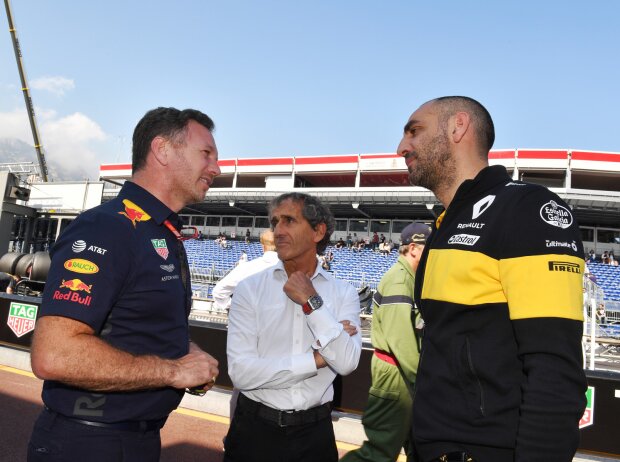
[{"xmin": 6, "ymin": 147, "xmax": 616, "ymax": 325}]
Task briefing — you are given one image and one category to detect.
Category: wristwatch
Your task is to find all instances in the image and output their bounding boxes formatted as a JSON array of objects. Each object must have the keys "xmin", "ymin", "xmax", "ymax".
[{"xmin": 302, "ymin": 294, "xmax": 323, "ymax": 315}]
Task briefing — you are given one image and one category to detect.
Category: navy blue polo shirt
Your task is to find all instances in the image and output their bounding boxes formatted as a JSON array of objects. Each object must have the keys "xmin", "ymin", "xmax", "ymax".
[{"xmin": 40, "ymin": 181, "xmax": 190, "ymax": 422}]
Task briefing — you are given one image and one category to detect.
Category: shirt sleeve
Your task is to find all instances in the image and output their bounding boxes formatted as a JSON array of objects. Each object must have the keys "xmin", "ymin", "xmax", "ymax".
[
  {"xmin": 40, "ymin": 211, "xmax": 133, "ymax": 332},
  {"xmin": 306, "ymin": 281, "xmax": 362, "ymax": 376},
  {"xmin": 498, "ymin": 187, "xmax": 587, "ymax": 460},
  {"xmin": 212, "ymin": 269, "xmax": 240, "ymax": 311},
  {"xmin": 227, "ymin": 278, "xmax": 317, "ymax": 390}
]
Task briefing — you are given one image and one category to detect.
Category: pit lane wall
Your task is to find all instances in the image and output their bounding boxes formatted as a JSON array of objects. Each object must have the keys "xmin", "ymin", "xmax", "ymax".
[{"xmin": 1, "ymin": 293, "xmax": 618, "ymax": 456}]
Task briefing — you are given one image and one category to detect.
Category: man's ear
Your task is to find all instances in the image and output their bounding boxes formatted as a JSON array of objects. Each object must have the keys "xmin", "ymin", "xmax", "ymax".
[
  {"xmin": 313, "ymin": 222, "xmax": 327, "ymax": 244},
  {"xmin": 451, "ymin": 111, "xmax": 471, "ymax": 144},
  {"xmin": 150, "ymin": 136, "xmax": 169, "ymax": 166}
]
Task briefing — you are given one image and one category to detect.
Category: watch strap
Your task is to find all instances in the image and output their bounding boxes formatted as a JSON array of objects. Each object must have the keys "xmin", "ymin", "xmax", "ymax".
[{"xmin": 302, "ymin": 301, "xmax": 314, "ymax": 315}]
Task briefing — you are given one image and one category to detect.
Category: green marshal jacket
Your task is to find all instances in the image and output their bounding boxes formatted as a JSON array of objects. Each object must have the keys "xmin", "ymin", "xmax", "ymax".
[{"xmin": 371, "ymin": 255, "xmax": 420, "ymax": 385}]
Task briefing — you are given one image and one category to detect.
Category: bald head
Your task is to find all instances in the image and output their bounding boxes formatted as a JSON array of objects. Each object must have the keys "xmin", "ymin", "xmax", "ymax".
[
  {"xmin": 428, "ymin": 96, "xmax": 495, "ymax": 157},
  {"xmin": 260, "ymin": 229, "xmax": 276, "ymax": 252}
]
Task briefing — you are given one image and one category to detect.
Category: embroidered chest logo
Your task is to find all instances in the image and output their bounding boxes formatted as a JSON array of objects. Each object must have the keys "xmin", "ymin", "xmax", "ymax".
[
  {"xmin": 472, "ymin": 195, "xmax": 495, "ymax": 220},
  {"xmin": 152, "ymin": 239, "xmax": 169, "ymax": 260},
  {"xmin": 119, "ymin": 199, "xmax": 151, "ymax": 227},
  {"xmin": 540, "ymin": 200, "xmax": 573, "ymax": 229}
]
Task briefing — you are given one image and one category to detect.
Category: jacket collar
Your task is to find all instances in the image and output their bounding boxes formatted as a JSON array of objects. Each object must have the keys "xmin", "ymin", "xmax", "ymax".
[{"xmin": 450, "ymin": 165, "xmax": 510, "ymax": 208}]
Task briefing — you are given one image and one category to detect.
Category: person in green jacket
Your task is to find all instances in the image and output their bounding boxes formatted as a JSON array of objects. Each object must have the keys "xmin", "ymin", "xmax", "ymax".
[{"xmin": 342, "ymin": 222, "xmax": 431, "ymax": 462}]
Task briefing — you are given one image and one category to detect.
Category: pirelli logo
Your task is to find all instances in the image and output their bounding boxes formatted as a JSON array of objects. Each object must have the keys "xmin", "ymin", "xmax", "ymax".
[{"xmin": 548, "ymin": 261, "xmax": 581, "ymax": 274}]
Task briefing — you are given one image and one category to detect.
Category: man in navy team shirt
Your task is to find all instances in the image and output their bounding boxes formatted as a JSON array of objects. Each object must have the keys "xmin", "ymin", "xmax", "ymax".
[{"xmin": 27, "ymin": 107, "xmax": 221, "ymax": 461}]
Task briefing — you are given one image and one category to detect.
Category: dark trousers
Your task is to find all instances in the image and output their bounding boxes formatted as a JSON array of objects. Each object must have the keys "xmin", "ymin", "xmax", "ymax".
[
  {"xmin": 27, "ymin": 409, "xmax": 161, "ymax": 462},
  {"xmin": 224, "ymin": 397, "xmax": 338, "ymax": 462}
]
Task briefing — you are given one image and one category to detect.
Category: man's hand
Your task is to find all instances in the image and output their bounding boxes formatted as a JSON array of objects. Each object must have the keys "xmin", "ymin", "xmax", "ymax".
[
  {"xmin": 283, "ymin": 271, "xmax": 316, "ymax": 305},
  {"xmin": 313, "ymin": 320, "xmax": 359, "ymax": 369},
  {"xmin": 313, "ymin": 350, "xmax": 328, "ymax": 369},
  {"xmin": 340, "ymin": 320, "xmax": 358, "ymax": 337},
  {"xmin": 169, "ymin": 342, "xmax": 219, "ymax": 391}
]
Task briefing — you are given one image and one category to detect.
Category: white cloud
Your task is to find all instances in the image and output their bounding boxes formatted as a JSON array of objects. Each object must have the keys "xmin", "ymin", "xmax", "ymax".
[
  {"xmin": 0, "ymin": 108, "xmax": 108, "ymax": 180},
  {"xmin": 30, "ymin": 76, "xmax": 75, "ymax": 96},
  {"xmin": 0, "ymin": 109, "xmax": 32, "ymax": 142}
]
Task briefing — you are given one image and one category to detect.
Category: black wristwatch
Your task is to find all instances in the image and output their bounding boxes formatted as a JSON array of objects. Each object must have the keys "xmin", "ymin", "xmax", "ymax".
[{"xmin": 302, "ymin": 294, "xmax": 323, "ymax": 315}]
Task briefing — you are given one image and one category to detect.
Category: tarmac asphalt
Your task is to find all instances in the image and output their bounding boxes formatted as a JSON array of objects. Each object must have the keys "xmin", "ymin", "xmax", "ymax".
[
  {"xmin": 0, "ymin": 365, "xmax": 359, "ymax": 462},
  {"xmin": 1, "ymin": 363, "xmax": 617, "ymax": 462}
]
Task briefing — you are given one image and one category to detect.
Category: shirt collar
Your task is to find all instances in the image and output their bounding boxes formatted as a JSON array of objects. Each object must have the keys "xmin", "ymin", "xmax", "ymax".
[
  {"xmin": 118, "ymin": 181, "xmax": 177, "ymax": 226},
  {"xmin": 270, "ymin": 256, "xmax": 328, "ymax": 281}
]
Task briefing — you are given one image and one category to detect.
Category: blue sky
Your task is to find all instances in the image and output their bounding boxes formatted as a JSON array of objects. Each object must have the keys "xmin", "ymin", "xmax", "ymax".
[{"xmin": 1, "ymin": 1, "xmax": 619, "ymax": 180}]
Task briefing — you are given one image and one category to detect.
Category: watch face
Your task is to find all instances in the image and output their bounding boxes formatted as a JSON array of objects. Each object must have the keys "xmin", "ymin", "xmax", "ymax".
[{"xmin": 308, "ymin": 294, "xmax": 323, "ymax": 311}]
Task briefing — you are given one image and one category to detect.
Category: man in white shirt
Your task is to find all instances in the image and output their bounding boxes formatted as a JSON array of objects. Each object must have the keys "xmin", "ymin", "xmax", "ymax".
[
  {"xmin": 224, "ymin": 192, "xmax": 362, "ymax": 462},
  {"xmin": 212, "ymin": 231, "xmax": 278, "ymax": 313}
]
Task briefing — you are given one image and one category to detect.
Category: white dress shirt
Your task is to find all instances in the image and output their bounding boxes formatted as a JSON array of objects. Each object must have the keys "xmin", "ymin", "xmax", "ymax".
[
  {"xmin": 212, "ymin": 251, "xmax": 279, "ymax": 311},
  {"xmin": 227, "ymin": 259, "xmax": 362, "ymax": 411}
]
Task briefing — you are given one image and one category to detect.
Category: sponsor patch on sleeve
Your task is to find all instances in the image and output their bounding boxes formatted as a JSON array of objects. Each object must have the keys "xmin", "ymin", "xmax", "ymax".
[
  {"xmin": 64, "ymin": 258, "xmax": 99, "ymax": 274},
  {"xmin": 540, "ymin": 200, "xmax": 573, "ymax": 229}
]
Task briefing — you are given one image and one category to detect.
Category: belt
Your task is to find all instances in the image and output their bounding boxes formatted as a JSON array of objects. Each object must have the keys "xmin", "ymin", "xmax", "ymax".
[
  {"xmin": 432, "ymin": 452, "xmax": 475, "ymax": 462},
  {"xmin": 238, "ymin": 394, "xmax": 332, "ymax": 428},
  {"xmin": 45, "ymin": 407, "xmax": 167, "ymax": 432},
  {"xmin": 374, "ymin": 348, "xmax": 399, "ymax": 367}
]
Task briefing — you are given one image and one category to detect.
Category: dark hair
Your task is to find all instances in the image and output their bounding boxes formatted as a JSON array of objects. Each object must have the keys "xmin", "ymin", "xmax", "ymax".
[
  {"xmin": 268, "ymin": 192, "xmax": 335, "ymax": 254},
  {"xmin": 432, "ymin": 96, "xmax": 495, "ymax": 156},
  {"xmin": 132, "ymin": 107, "xmax": 215, "ymax": 173}
]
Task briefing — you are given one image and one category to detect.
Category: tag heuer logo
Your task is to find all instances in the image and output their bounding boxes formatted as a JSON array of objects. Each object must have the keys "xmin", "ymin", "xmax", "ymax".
[
  {"xmin": 151, "ymin": 239, "xmax": 169, "ymax": 260},
  {"xmin": 579, "ymin": 386, "xmax": 595, "ymax": 429},
  {"xmin": 7, "ymin": 302, "xmax": 38, "ymax": 337}
]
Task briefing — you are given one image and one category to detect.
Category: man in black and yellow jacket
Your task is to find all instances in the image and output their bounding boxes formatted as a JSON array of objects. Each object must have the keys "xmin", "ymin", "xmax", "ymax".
[{"xmin": 397, "ymin": 96, "xmax": 586, "ymax": 462}]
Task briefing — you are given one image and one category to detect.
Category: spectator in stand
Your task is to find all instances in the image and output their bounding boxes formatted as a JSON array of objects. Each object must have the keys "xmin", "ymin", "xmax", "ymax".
[
  {"xmin": 326, "ymin": 250, "xmax": 334, "ymax": 263},
  {"xmin": 346, "ymin": 234, "xmax": 353, "ymax": 248},
  {"xmin": 587, "ymin": 249, "xmax": 596, "ymax": 263},
  {"xmin": 245, "ymin": 228, "xmax": 251, "ymax": 243},
  {"xmin": 609, "ymin": 251, "xmax": 616, "ymax": 265},
  {"xmin": 220, "ymin": 235, "xmax": 228, "ymax": 249},
  {"xmin": 372, "ymin": 232, "xmax": 380, "ymax": 250},
  {"xmin": 380, "ymin": 233, "xmax": 386, "ymax": 246},
  {"xmin": 378, "ymin": 241, "xmax": 389, "ymax": 256},
  {"xmin": 353, "ymin": 239, "xmax": 364, "ymax": 253},
  {"xmin": 335, "ymin": 238, "xmax": 346, "ymax": 250},
  {"xmin": 596, "ymin": 304, "xmax": 607, "ymax": 325}
]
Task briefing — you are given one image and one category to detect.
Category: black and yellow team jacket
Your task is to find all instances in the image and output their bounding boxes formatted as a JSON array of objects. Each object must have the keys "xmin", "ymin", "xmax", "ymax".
[{"xmin": 412, "ymin": 165, "xmax": 587, "ymax": 462}]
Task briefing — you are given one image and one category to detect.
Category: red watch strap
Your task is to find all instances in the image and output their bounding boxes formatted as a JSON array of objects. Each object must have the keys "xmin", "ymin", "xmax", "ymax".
[{"xmin": 302, "ymin": 302, "xmax": 313, "ymax": 315}]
